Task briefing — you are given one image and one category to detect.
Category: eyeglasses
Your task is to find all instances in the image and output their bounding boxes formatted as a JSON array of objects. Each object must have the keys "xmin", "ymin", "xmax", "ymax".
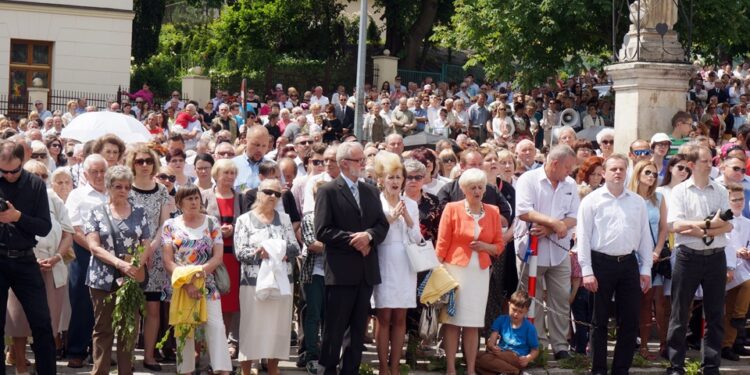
[
  {"xmin": 169, "ymin": 158, "xmax": 185, "ymax": 164},
  {"xmin": 406, "ymin": 175, "xmax": 424, "ymax": 181},
  {"xmin": 0, "ymin": 165, "xmax": 22, "ymax": 174},
  {"xmin": 156, "ymin": 174, "xmax": 176, "ymax": 183},
  {"xmin": 577, "ymin": 148, "xmax": 592, "ymax": 154},
  {"xmin": 653, "ymin": 142, "xmax": 671, "ymax": 148},
  {"xmin": 261, "ymin": 189, "xmax": 282, "ymax": 198},
  {"xmin": 731, "ymin": 166, "xmax": 747, "ymax": 174},
  {"xmin": 345, "ymin": 158, "xmax": 364, "ymax": 163},
  {"xmin": 111, "ymin": 184, "xmax": 132, "ymax": 191},
  {"xmin": 632, "ymin": 149, "xmax": 651, "ymax": 157},
  {"xmin": 600, "ymin": 140, "xmax": 614, "ymax": 146},
  {"xmin": 134, "ymin": 158, "xmax": 155, "ymax": 166},
  {"xmin": 643, "ymin": 170, "xmax": 656, "ymax": 177},
  {"xmin": 31, "ymin": 153, "xmax": 48, "ymax": 159},
  {"xmin": 311, "ymin": 159, "xmax": 324, "ymax": 166},
  {"xmin": 675, "ymin": 165, "xmax": 691, "ymax": 173}
]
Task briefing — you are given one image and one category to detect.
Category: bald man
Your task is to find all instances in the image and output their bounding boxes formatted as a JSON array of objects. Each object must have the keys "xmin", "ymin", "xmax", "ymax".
[{"xmin": 232, "ymin": 125, "xmax": 269, "ymax": 191}]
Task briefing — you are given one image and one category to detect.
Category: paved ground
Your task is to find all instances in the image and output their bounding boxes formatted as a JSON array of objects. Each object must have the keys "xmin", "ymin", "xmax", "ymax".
[{"xmin": 8, "ymin": 341, "xmax": 750, "ymax": 374}]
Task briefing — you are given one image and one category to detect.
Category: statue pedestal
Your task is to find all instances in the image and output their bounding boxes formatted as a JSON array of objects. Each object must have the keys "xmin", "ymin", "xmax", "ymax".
[
  {"xmin": 605, "ymin": 61, "xmax": 693, "ymax": 154},
  {"xmin": 618, "ymin": 30, "xmax": 685, "ymax": 63},
  {"xmin": 182, "ymin": 75, "xmax": 211, "ymax": 108}
]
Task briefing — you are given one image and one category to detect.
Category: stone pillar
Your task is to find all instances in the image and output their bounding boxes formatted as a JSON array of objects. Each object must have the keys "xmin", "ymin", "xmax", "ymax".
[
  {"xmin": 182, "ymin": 73, "xmax": 211, "ymax": 107},
  {"xmin": 604, "ymin": 62, "xmax": 693, "ymax": 154},
  {"xmin": 372, "ymin": 52, "xmax": 399, "ymax": 90},
  {"xmin": 27, "ymin": 87, "xmax": 49, "ymax": 110}
]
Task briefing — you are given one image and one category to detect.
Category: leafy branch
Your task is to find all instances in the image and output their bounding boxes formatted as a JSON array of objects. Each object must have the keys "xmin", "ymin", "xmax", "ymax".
[{"xmin": 107, "ymin": 245, "xmax": 147, "ymax": 355}]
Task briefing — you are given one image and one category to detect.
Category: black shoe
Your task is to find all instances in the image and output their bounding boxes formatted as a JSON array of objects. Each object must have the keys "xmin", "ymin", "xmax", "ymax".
[
  {"xmin": 733, "ymin": 344, "xmax": 750, "ymax": 356},
  {"xmin": 721, "ymin": 347, "xmax": 740, "ymax": 361},
  {"xmin": 143, "ymin": 361, "xmax": 162, "ymax": 371},
  {"xmin": 296, "ymin": 352, "xmax": 306, "ymax": 368},
  {"xmin": 554, "ymin": 350, "xmax": 572, "ymax": 360}
]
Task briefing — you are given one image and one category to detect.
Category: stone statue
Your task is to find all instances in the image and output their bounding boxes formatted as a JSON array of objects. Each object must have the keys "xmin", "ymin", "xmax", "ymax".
[
  {"xmin": 628, "ymin": 0, "xmax": 679, "ymax": 31},
  {"xmin": 619, "ymin": 0, "xmax": 684, "ymax": 62}
]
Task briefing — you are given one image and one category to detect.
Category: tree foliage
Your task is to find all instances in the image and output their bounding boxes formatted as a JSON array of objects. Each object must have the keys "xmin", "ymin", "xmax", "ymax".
[
  {"xmin": 436, "ymin": 0, "xmax": 750, "ymax": 90},
  {"xmin": 131, "ymin": 0, "xmax": 167, "ymax": 64}
]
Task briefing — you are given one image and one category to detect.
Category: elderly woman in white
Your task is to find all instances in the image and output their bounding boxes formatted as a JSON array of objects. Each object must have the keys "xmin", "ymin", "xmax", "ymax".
[{"xmin": 5, "ymin": 160, "xmax": 73, "ymax": 375}]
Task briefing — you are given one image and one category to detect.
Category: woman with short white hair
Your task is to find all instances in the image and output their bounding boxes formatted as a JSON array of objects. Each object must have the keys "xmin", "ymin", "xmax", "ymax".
[
  {"xmin": 596, "ymin": 127, "xmax": 615, "ymax": 159},
  {"xmin": 435, "ymin": 168, "xmax": 505, "ymax": 375}
]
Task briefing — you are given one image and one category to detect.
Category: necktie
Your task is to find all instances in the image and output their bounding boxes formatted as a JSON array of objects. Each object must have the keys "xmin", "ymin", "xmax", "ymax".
[{"xmin": 350, "ymin": 183, "xmax": 360, "ymax": 209}]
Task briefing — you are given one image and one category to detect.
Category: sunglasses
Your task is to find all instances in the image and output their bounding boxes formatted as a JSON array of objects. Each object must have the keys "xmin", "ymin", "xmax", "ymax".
[
  {"xmin": 406, "ymin": 175, "xmax": 424, "ymax": 181},
  {"xmin": 311, "ymin": 159, "xmax": 324, "ymax": 166},
  {"xmin": 157, "ymin": 174, "xmax": 176, "ymax": 183},
  {"xmin": 296, "ymin": 140, "xmax": 313, "ymax": 145},
  {"xmin": 134, "ymin": 158, "xmax": 155, "ymax": 166},
  {"xmin": 643, "ymin": 170, "xmax": 656, "ymax": 177},
  {"xmin": 600, "ymin": 140, "xmax": 613, "ymax": 145},
  {"xmin": 632, "ymin": 149, "xmax": 651, "ymax": 157},
  {"xmin": 35, "ymin": 173, "xmax": 48, "ymax": 180},
  {"xmin": 49, "ymin": 143, "xmax": 61, "ymax": 148},
  {"xmin": 653, "ymin": 142, "xmax": 671, "ymax": 148},
  {"xmin": 31, "ymin": 153, "xmax": 48, "ymax": 159},
  {"xmin": 1, "ymin": 165, "xmax": 23, "ymax": 174},
  {"xmin": 731, "ymin": 166, "xmax": 747, "ymax": 174},
  {"xmin": 261, "ymin": 189, "xmax": 282, "ymax": 198},
  {"xmin": 441, "ymin": 158, "xmax": 457, "ymax": 163},
  {"xmin": 675, "ymin": 165, "xmax": 691, "ymax": 173}
]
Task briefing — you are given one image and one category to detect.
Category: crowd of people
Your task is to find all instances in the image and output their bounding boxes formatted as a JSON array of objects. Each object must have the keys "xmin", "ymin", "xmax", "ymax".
[{"xmin": 0, "ymin": 62, "xmax": 750, "ymax": 375}]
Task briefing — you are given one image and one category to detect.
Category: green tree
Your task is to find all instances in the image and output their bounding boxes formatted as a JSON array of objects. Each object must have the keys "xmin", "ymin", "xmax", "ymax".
[
  {"xmin": 131, "ymin": 0, "xmax": 167, "ymax": 64},
  {"xmin": 436, "ymin": 0, "xmax": 750, "ymax": 90},
  {"xmin": 375, "ymin": 0, "xmax": 454, "ymax": 69}
]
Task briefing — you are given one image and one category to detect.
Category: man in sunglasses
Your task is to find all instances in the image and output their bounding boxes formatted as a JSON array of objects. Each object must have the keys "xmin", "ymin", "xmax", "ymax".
[
  {"xmin": 0, "ymin": 140, "xmax": 56, "ymax": 374},
  {"xmin": 716, "ymin": 155, "xmax": 750, "ymax": 218},
  {"xmin": 627, "ymin": 139, "xmax": 652, "ymax": 182}
]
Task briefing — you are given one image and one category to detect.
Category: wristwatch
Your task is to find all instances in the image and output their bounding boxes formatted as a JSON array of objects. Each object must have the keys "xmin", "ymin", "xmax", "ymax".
[{"xmin": 365, "ymin": 231, "xmax": 373, "ymax": 242}]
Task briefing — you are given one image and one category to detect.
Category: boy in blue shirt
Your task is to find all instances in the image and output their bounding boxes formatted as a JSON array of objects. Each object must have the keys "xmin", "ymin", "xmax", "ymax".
[{"xmin": 476, "ymin": 291, "xmax": 540, "ymax": 375}]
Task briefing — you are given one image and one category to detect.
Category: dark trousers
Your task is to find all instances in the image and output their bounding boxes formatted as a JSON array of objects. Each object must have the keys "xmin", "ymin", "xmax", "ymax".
[
  {"xmin": 67, "ymin": 242, "xmax": 95, "ymax": 359},
  {"xmin": 303, "ymin": 275, "xmax": 325, "ymax": 362},
  {"xmin": 590, "ymin": 253, "xmax": 641, "ymax": 375},
  {"xmin": 667, "ymin": 248, "xmax": 726, "ymax": 375},
  {"xmin": 571, "ymin": 286, "xmax": 593, "ymax": 354},
  {"xmin": 319, "ymin": 282, "xmax": 373, "ymax": 375},
  {"xmin": 0, "ymin": 254, "xmax": 56, "ymax": 375}
]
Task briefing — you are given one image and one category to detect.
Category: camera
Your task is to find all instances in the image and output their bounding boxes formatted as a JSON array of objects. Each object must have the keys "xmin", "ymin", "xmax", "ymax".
[
  {"xmin": 705, "ymin": 209, "xmax": 733, "ymax": 222},
  {"xmin": 0, "ymin": 197, "xmax": 8, "ymax": 212}
]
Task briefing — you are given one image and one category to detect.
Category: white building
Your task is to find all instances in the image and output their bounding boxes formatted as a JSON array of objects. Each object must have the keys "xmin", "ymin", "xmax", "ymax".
[{"xmin": 0, "ymin": 0, "xmax": 133, "ymax": 113}]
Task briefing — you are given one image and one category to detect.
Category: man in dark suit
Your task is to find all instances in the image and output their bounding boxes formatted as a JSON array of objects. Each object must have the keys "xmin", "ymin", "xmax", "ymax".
[
  {"xmin": 437, "ymin": 149, "xmax": 513, "ymax": 226},
  {"xmin": 315, "ymin": 142, "xmax": 389, "ymax": 375},
  {"xmin": 335, "ymin": 94, "xmax": 355, "ymax": 137}
]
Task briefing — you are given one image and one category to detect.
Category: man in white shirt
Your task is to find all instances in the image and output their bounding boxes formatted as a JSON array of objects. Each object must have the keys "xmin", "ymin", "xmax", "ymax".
[
  {"xmin": 309, "ymin": 86, "xmax": 330, "ymax": 107},
  {"xmin": 577, "ymin": 154, "xmax": 653, "ymax": 375},
  {"xmin": 666, "ymin": 144, "xmax": 733, "ymax": 375},
  {"xmin": 64, "ymin": 154, "xmax": 108, "ymax": 367},
  {"xmin": 514, "ymin": 144, "xmax": 579, "ymax": 360}
]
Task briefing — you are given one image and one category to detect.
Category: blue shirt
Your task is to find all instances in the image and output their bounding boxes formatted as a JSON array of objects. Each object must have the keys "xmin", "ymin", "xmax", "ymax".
[
  {"xmin": 490, "ymin": 315, "xmax": 539, "ymax": 356},
  {"xmin": 413, "ymin": 107, "xmax": 427, "ymax": 131},
  {"xmin": 232, "ymin": 154, "xmax": 266, "ymax": 191}
]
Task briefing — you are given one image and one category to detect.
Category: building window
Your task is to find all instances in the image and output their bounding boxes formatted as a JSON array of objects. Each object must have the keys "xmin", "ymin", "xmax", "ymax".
[{"xmin": 8, "ymin": 40, "xmax": 52, "ymax": 115}]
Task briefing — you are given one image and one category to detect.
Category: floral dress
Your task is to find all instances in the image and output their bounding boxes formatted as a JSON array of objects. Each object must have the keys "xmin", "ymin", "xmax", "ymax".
[
  {"xmin": 130, "ymin": 183, "xmax": 170, "ymax": 296},
  {"xmin": 161, "ymin": 215, "xmax": 223, "ymax": 300},
  {"xmin": 83, "ymin": 203, "xmax": 150, "ymax": 292}
]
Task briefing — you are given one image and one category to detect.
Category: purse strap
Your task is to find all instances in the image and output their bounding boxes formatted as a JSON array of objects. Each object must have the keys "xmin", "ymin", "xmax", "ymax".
[{"xmin": 102, "ymin": 204, "xmax": 126, "ymax": 257}]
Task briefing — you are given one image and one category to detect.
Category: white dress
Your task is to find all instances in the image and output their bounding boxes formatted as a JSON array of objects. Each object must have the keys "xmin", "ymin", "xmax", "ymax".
[{"xmin": 373, "ymin": 194, "xmax": 422, "ymax": 309}]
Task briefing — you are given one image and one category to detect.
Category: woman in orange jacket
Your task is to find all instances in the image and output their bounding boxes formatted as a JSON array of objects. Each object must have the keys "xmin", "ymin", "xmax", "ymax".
[{"xmin": 435, "ymin": 168, "xmax": 505, "ymax": 375}]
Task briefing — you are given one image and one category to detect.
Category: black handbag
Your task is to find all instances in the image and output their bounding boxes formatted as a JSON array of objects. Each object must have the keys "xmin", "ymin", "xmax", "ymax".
[{"xmin": 649, "ymin": 223, "xmax": 672, "ymax": 280}]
